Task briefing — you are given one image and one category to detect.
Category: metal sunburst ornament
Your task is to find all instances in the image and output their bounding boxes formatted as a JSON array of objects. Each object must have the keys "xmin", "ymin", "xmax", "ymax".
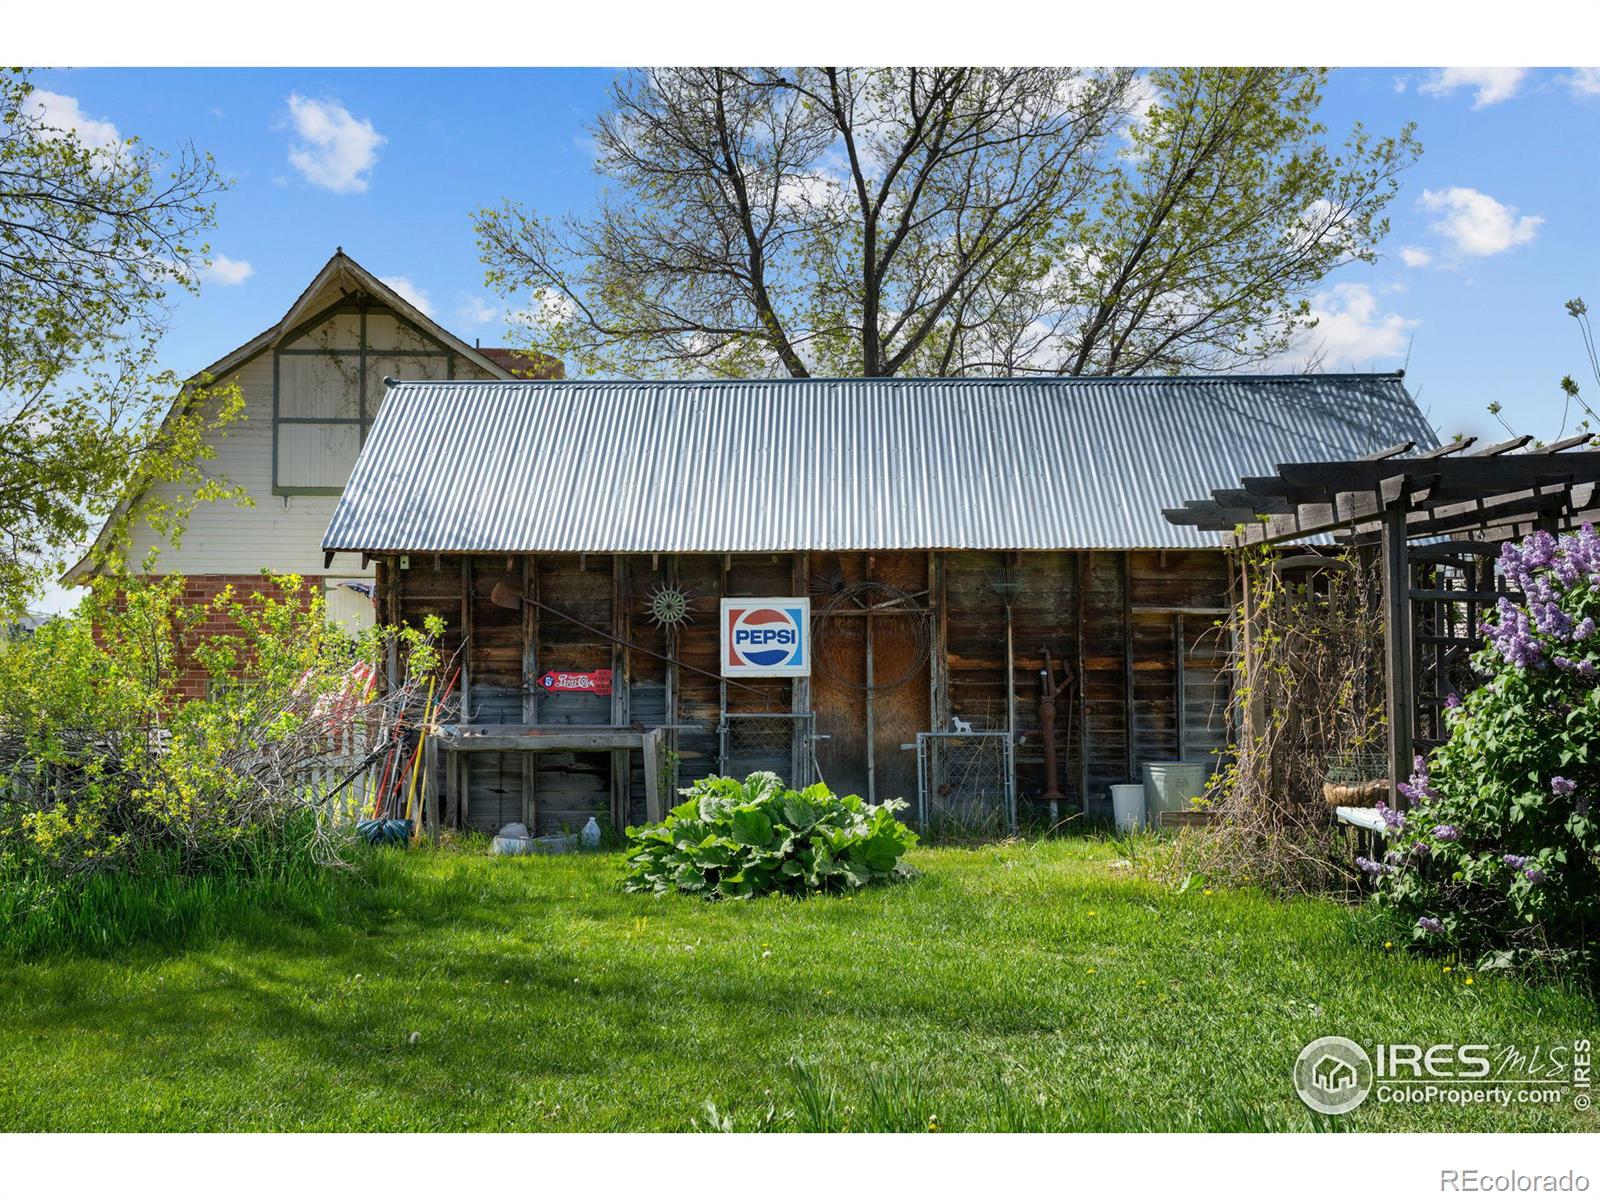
[{"xmin": 646, "ymin": 584, "xmax": 692, "ymax": 628}]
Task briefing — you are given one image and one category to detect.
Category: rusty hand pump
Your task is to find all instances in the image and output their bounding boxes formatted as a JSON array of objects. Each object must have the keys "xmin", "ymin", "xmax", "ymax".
[{"xmin": 1038, "ymin": 648, "xmax": 1073, "ymax": 809}]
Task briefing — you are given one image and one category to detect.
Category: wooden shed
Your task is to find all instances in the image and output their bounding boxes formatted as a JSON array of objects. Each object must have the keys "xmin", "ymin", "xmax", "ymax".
[{"xmin": 321, "ymin": 374, "xmax": 1436, "ymax": 834}]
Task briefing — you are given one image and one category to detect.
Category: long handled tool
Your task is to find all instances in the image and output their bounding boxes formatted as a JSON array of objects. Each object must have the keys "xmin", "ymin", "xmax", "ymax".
[{"xmin": 403, "ymin": 674, "xmax": 439, "ymax": 845}]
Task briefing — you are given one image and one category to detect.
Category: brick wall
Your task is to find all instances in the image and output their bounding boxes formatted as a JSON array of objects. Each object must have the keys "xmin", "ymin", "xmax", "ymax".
[{"xmin": 161, "ymin": 574, "xmax": 324, "ymax": 701}]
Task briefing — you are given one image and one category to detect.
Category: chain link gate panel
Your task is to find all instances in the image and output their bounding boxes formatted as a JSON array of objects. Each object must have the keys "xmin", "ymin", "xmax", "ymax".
[
  {"xmin": 719, "ymin": 712, "xmax": 819, "ymax": 789},
  {"xmin": 916, "ymin": 731, "xmax": 1015, "ymax": 838}
]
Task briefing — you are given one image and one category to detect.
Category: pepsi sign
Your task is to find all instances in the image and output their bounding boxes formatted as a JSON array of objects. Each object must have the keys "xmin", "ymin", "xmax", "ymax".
[{"xmin": 720, "ymin": 597, "xmax": 810, "ymax": 678}]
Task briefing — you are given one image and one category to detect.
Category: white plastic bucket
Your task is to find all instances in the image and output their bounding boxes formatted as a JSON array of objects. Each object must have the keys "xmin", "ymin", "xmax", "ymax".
[{"xmin": 1110, "ymin": 783, "xmax": 1147, "ymax": 832}]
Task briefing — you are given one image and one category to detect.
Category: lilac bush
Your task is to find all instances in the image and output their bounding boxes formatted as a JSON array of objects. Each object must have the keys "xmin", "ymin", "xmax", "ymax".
[{"xmin": 1375, "ymin": 525, "xmax": 1599, "ymax": 985}]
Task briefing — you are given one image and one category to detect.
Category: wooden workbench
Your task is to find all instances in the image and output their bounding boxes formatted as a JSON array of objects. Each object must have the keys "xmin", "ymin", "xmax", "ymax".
[{"xmin": 431, "ymin": 724, "xmax": 669, "ymax": 834}]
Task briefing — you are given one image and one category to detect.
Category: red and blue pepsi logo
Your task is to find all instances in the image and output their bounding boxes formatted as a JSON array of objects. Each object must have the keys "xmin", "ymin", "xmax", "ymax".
[{"xmin": 722, "ymin": 600, "xmax": 809, "ymax": 676}]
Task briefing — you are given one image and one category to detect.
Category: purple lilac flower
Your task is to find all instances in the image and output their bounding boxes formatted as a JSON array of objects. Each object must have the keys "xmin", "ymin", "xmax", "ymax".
[
  {"xmin": 1412, "ymin": 841, "xmax": 1431, "ymax": 857},
  {"xmin": 1396, "ymin": 755, "xmax": 1438, "ymax": 806},
  {"xmin": 1552, "ymin": 777, "xmax": 1577, "ymax": 796},
  {"xmin": 1502, "ymin": 854, "xmax": 1528, "ymax": 869},
  {"xmin": 1417, "ymin": 916, "xmax": 1444, "ymax": 934},
  {"xmin": 1484, "ymin": 597, "xmax": 1544, "ymax": 669},
  {"xmin": 1355, "ymin": 856, "xmax": 1394, "ymax": 876},
  {"xmin": 1432, "ymin": 824, "xmax": 1460, "ymax": 843},
  {"xmin": 1524, "ymin": 868, "xmax": 1546, "ymax": 884},
  {"xmin": 1445, "ymin": 693, "xmax": 1461, "ymax": 709},
  {"xmin": 1488, "ymin": 527, "xmax": 1600, "ymax": 668},
  {"xmin": 1375, "ymin": 798, "xmax": 1407, "ymax": 832}
]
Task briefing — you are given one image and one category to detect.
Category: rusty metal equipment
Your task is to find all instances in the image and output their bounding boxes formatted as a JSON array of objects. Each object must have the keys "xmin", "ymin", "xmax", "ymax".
[{"xmin": 1037, "ymin": 647, "xmax": 1074, "ymax": 824}]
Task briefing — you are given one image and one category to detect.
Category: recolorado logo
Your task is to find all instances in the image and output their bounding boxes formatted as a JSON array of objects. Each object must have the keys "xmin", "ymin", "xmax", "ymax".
[{"xmin": 721, "ymin": 597, "xmax": 810, "ymax": 677}]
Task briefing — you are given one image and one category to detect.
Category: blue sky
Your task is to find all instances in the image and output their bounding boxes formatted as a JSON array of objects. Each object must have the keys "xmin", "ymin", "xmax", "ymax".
[{"xmin": 25, "ymin": 65, "xmax": 1600, "ymax": 444}]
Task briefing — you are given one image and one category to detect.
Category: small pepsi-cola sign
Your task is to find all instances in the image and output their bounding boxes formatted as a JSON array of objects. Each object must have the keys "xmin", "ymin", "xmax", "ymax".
[{"xmin": 720, "ymin": 597, "xmax": 810, "ymax": 677}]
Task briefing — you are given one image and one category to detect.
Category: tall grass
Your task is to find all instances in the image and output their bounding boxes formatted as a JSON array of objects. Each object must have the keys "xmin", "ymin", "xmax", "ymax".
[{"xmin": 0, "ymin": 817, "xmax": 377, "ymax": 959}]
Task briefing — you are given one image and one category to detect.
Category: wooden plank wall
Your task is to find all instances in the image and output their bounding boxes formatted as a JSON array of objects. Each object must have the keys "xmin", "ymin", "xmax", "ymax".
[{"xmin": 385, "ymin": 548, "xmax": 1231, "ymax": 830}]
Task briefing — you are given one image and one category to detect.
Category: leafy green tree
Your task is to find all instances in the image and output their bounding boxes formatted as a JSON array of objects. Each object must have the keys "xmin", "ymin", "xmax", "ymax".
[
  {"xmin": 0, "ymin": 69, "xmax": 239, "ymax": 616},
  {"xmin": 476, "ymin": 67, "xmax": 1419, "ymax": 379}
]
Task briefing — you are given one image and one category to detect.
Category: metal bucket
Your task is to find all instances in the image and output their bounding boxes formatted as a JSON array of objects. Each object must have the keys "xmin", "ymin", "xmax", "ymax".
[{"xmin": 1142, "ymin": 761, "xmax": 1210, "ymax": 828}]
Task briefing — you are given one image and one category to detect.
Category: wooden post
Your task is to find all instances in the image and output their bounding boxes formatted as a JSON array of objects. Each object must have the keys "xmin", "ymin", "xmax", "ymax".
[
  {"xmin": 665, "ymin": 556, "xmax": 680, "ymax": 796},
  {"xmin": 1076, "ymin": 551, "xmax": 1090, "ymax": 814},
  {"xmin": 610, "ymin": 556, "xmax": 630, "ymax": 831},
  {"xmin": 865, "ymin": 552, "xmax": 877, "ymax": 805},
  {"xmin": 792, "ymin": 552, "xmax": 812, "ymax": 786},
  {"xmin": 1173, "ymin": 612, "xmax": 1187, "ymax": 762},
  {"xmin": 458, "ymin": 558, "xmax": 474, "ymax": 824},
  {"xmin": 642, "ymin": 727, "xmax": 665, "ymax": 823},
  {"xmin": 1123, "ymin": 550, "xmax": 1136, "ymax": 782},
  {"xmin": 717, "ymin": 555, "xmax": 729, "ymax": 773},
  {"xmin": 424, "ymin": 734, "xmax": 440, "ymax": 843},
  {"xmin": 459, "ymin": 559, "xmax": 473, "ymax": 721},
  {"xmin": 521, "ymin": 555, "xmax": 539, "ymax": 833},
  {"xmin": 928, "ymin": 551, "xmax": 950, "ymax": 733},
  {"xmin": 444, "ymin": 745, "xmax": 460, "ymax": 831},
  {"xmin": 1380, "ymin": 501, "xmax": 1414, "ymax": 805}
]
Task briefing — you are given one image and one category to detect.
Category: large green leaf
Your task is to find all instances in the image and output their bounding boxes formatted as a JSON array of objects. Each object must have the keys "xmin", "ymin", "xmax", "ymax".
[
  {"xmin": 730, "ymin": 806, "xmax": 774, "ymax": 848},
  {"xmin": 620, "ymin": 771, "xmax": 916, "ymax": 900}
]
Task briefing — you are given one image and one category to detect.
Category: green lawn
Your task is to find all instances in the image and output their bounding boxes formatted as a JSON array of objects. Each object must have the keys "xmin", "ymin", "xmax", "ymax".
[{"xmin": 0, "ymin": 839, "xmax": 1594, "ymax": 1132}]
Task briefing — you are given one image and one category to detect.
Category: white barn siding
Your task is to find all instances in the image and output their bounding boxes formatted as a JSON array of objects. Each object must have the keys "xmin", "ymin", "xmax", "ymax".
[{"xmin": 126, "ymin": 347, "xmax": 495, "ymax": 579}]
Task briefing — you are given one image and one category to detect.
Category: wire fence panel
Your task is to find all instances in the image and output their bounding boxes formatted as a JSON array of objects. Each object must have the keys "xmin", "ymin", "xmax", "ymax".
[
  {"xmin": 916, "ymin": 731, "xmax": 1015, "ymax": 839},
  {"xmin": 719, "ymin": 712, "xmax": 818, "ymax": 789}
]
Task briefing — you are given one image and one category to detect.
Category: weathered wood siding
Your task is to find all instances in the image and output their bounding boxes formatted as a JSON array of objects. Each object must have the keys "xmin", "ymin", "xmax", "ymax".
[{"xmin": 385, "ymin": 549, "xmax": 1231, "ymax": 831}]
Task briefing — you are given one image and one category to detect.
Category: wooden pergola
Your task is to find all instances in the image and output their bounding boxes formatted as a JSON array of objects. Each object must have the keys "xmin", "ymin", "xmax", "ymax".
[{"xmin": 1163, "ymin": 434, "xmax": 1600, "ymax": 802}]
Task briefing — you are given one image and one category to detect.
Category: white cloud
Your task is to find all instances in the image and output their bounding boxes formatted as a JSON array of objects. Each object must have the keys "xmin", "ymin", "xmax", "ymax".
[
  {"xmin": 1419, "ymin": 186, "xmax": 1542, "ymax": 257},
  {"xmin": 1392, "ymin": 76, "xmax": 1409, "ymax": 94},
  {"xmin": 455, "ymin": 295, "xmax": 500, "ymax": 326},
  {"xmin": 1567, "ymin": 68, "xmax": 1600, "ymax": 98},
  {"xmin": 1283, "ymin": 283, "xmax": 1419, "ymax": 370},
  {"xmin": 284, "ymin": 94, "xmax": 385, "ymax": 194},
  {"xmin": 202, "ymin": 254, "xmax": 255, "ymax": 287},
  {"xmin": 1399, "ymin": 245, "xmax": 1432, "ymax": 268},
  {"xmin": 379, "ymin": 275, "xmax": 433, "ymax": 317},
  {"xmin": 1417, "ymin": 68, "xmax": 1528, "ymax": 108},
  {"xmin": 21, "ymin": 89, "xmax": 123, "ymax": 153},
  {"xmin": 510, "ymin": 288, "xmax": 577, "ymax": 332},
  {"xmin": 1119, "ymin": 72, "xmax": 1163, "ymax": 136}
]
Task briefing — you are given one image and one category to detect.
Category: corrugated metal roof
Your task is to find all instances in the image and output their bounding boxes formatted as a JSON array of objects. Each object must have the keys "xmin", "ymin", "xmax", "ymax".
[{"xmin": 322, "ymin": 374, "xmax": 1438, "ymax": 554}]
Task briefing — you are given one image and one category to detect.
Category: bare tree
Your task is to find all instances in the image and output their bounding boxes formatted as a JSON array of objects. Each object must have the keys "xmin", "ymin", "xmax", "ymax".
[{"xmin": 477, "ymin": 67, "xmax": 1419, "ymax": 380}]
